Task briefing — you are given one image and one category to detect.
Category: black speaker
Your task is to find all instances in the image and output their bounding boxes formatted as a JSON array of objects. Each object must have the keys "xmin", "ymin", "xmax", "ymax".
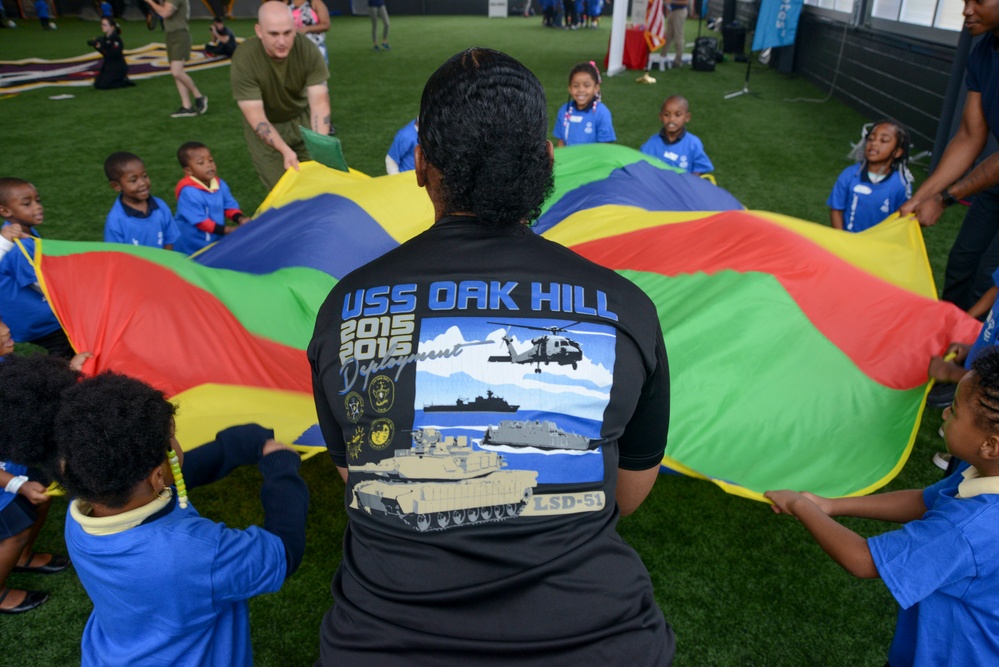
[
  {"xmin": 692, "ymin": 37, "xmax": 718, "ymax": 71},
  {"xmin": 722, "ymin": 21, "xmax": 746, "ymax": 53}
]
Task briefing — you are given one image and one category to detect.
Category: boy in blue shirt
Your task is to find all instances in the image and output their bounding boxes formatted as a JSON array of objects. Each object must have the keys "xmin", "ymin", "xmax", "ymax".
[
  {"xmin": 173, "ymin": 141, "xmax": 245, "ymax": 256},
  {"xmin": 639, "ymin": 95, "xmax": 714, "ymax": 175},
  {"xmin": 385, "ymin": 119, "xmax": 417, "ymax": 174},
  {"xmin": 767, "ymin": 346, "xmax": 999, "ymax": 666},
  {"xmin": 0, "ymin": 178, "xmax": 72, "ymax": 358},
  {"xmin": 104, "ymin": 152, "xmax": 180, "ymax": 250}
]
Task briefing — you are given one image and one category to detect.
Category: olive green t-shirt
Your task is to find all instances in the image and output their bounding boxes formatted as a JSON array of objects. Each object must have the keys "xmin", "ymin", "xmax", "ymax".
[
  {"xmin": 230, "ymin": 35, "xmax": 329, "ymax": 124},
  {"xmin": 163, "ymin": 0, "xmax": 189, "ymax": 33}
]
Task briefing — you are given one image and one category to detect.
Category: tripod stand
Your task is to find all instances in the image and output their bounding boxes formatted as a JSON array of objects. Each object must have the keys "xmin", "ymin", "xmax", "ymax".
[
  {"xmin": 723, "ymin": 0, "xmax": 760, "ymax": 99},
  {"xmin": 724, "ymin": 54, "xmax": 758, "ymax": 99}
]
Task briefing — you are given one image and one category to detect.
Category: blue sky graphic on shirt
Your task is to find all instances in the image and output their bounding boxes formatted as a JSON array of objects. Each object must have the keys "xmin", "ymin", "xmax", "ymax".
[{"xmin": 413, "ymin": 317, "xmax": 616, "ymax": 484}]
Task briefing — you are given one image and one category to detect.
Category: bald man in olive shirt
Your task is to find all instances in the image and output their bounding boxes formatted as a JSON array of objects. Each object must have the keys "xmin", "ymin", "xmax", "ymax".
[{"xmin": 231, "ymin": 1, "xmax": 331, "ymax": 189}]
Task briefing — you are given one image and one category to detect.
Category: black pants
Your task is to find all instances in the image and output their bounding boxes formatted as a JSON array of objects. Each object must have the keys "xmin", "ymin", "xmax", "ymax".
[
  {"xmin": 28, "ymin": 328, "xmax": 73, "ymax": 359},
  {"xmin": 562, "ymin": 0, "xmax": 576, "ymax": 25},
  {"xmin": 942, "ymin": 186, "xmax": 999, "ymax": 311}
]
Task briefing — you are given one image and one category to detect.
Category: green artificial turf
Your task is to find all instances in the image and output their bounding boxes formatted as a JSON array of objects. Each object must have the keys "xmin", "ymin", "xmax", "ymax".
[{"xmin": 0, "ymin": 14, "xmax": 970, "ymax": 665}]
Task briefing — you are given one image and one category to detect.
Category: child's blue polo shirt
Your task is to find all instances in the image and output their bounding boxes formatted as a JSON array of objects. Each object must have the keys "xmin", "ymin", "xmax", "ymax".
[
  {"xmin": 639, "ymin": 129, "xmax": 714, "ymax": 174},
  {"xmin": 66, "ymin": 496, "xmax": 287, "ymax": 667},
  {"xmin": 869, "ymin": 463, "xmax": 999, "ymax": 666},
  {"xmin": 387, "ymin": 120, "xmax": 418, "ymax": 172},
  {"xmin": 0, "ymin": 235, "xmax": 61, "ymax": 343},
  {"xmin": 827, "ymin": 164, "xmax": 910, "ymax": 233},
  {"xmin": 174, "ymin": 176, "xmax": 243, "ymax": 256},
  {"xmin": 104, "ymin": 196, "xmax": 181, "ymax": 249},
  {"xmin": 553, "ymin": 100, "xmax": 616, "ymax": 146}
]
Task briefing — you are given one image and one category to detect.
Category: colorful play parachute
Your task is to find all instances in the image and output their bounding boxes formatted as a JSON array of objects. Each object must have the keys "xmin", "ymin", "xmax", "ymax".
[{"xmin": 32, "ymin": 144, "xmax": 979, "ymax": 500}]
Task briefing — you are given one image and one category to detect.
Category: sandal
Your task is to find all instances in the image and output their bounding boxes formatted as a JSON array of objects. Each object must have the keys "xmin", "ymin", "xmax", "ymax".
[
  {"xmin": 13, "ymin": 553, "xmax": 70, "ymax": 574},
  {"xmin": 0, "ymin": 587, "xmax": 49, "ymax": 614}
]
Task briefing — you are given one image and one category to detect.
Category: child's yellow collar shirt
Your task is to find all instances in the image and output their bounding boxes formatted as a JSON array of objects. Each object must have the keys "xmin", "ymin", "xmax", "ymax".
[
  {"xmin": 190, "ymin": 176, "xmax": 220, "ymax": 193},
  {"xmin": 70, "ymin": 489, "xmax": 173, "ymax": 536},
  {"xmin": 956, "ymin": 466, "xmax": 999, "ymax": 498}
]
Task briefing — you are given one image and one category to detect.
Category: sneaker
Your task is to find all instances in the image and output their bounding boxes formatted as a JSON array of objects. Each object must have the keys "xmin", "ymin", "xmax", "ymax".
[
  {"xmin": 926, "ymin": 382, "xmax": 956, "ymax": 409},
  {"xmin": 4, "ymin": 20, "xmax": 15, "ymax": 28},
  {"xmin": 194, "ymin": 95, "xmax": 208, "ymax": 115},
  {"xmin": 170, "ymin": 106, "xmax": 197, "ymax": 118},
  {"xmin": 381, "ymin": 42, "xmax": 390, "ymax": 51},
  {"xmin": 932, "ymin": 452, "xmax": 952, "ymax": 470},
  {"xmin": 372, "ymin": 44, "xmax": 380, "ymax": 51}
]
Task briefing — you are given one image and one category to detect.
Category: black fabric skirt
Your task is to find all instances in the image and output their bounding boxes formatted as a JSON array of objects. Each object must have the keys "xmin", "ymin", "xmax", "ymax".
[{"xmin": 0, "ymin": 494, "xmax": 37, "ymax": 540}]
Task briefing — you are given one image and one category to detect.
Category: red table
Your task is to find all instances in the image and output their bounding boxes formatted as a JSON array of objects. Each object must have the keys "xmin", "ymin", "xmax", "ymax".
[{"xmin": 604, "ymin": 27, "xmax": 649, "ymax": 71}]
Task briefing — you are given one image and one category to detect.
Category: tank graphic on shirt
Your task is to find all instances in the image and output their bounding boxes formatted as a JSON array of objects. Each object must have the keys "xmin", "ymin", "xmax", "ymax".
[{"xmin": 351, "ymin": 428, "xmax": 537, "ymax": 532}]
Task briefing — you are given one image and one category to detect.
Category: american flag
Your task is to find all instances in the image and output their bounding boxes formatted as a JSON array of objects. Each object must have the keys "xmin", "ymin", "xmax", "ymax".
[{"xmin": 644, "ymin": 0, "xmax": 666, "ymax": 51}]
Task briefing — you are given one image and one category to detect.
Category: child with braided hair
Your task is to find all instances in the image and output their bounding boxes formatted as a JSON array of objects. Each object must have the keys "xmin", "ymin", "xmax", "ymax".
[
  {"xmin": 827, "ymin": 119, "xmax": 912, "ymax": 232},
  {"xmin": 553, "ymin": 61, "xmax": 615, "ymax": 147},
  {"xmin": 767, "ymin": 345, "xmax": 999, "ymax": 666}
]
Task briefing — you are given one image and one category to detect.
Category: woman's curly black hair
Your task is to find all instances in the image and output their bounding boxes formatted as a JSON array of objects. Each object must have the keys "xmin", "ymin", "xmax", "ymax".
[
  {"xmin": 418, "ymin": 48, "xmax": 555, "ymax": 226},
  {"xmin": 55, "ymin": 372, "xmax": 176, "ymax": 509},
  {"xmin": 0, "ymin": 354, "xmax": 81, "ymax": 468}
]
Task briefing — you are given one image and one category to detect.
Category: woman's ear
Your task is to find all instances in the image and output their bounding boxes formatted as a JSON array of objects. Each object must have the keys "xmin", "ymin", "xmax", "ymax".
[{"xmin": 415, "ymin": 145, "xmax": 427, "ymax": 189}]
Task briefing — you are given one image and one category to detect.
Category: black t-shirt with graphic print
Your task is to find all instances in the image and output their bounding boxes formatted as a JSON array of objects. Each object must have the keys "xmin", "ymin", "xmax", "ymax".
[{"xmin": 309, "ymin": 216, "xmax": 674, "ymax": 666}]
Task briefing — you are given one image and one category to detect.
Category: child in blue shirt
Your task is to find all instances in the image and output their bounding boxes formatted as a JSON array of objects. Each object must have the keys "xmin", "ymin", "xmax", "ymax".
[
  {"xmin": 639, "ymin": 95, "xmax": 714, "ymax": 175},
  {"xmin": 0, "ymin": 178, "xmax": 72, "ymax": 358},
  {"xmin": 173, "ymin": 141, "xmax": 246, "ymax": 256},
  {"xmin": 103, "ymin": 152, "xmax": 180, "ymax": 250},
  {"xmin": 828, "ymin": 119, "xmax": 912, "ymax": 232},
  {"xmin": 0, "ymin": 356, "xmax": 309, "ymax": 665},
  {"xmin": 553, "ymin": 62, "xmax": 615, "ymax": 147},
  {"xmin": 767, "ymin": 345, "xmax": 999, "ymax": 666},
  {"xmin": 34, "ymin": 0, "xmax": 55, "ymax": 29},
  {"xmin": 386, "ymin": 119, "xmax": 418, "ymax": 174},
  {"xmin": 0, "ymin": 324, "xmax": 77, "ymax": 615}
]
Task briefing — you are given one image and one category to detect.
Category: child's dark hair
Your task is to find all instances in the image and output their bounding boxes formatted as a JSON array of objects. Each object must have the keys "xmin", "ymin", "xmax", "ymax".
[
  {"xmin": 213, "ymin": 15, "xmax": 225, "ymax": 23},
  {"xmin": 0, "ymin": 354, "xmax": 81, "ymax": 468},
  {"xmin": 969, "ymin": 347, "xmax": 999, "ymax": 432},
  {"xmin": 54, "ymin": 372, "xmax": 176, "ymax": 509},
  {"xmin": 418, "ymin": 48, "xmax": 554, "ymax": 226},
  {"xmin": 568, "ymin": 61, "xmax": 600, "ymax": 87},
  {"xmin": 104, "ymin": 152, "xmax": 142, "ymax": 182},
  {"xmin": 177, "ymin": 141, "xmax": 208, "ymax": 168},
  {"xmin": 0, "ymin": 177, "xmax": 33, "ymax": 207},
  {"xmin": 861, "ymin": 119, "xmax": 910, "ymax": 174}
]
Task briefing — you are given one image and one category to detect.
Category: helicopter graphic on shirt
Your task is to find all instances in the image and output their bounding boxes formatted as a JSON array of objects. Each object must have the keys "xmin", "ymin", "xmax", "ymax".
[{"xmin": 486, "ymin": 321, "xmax": 589, "ymax": 373}]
